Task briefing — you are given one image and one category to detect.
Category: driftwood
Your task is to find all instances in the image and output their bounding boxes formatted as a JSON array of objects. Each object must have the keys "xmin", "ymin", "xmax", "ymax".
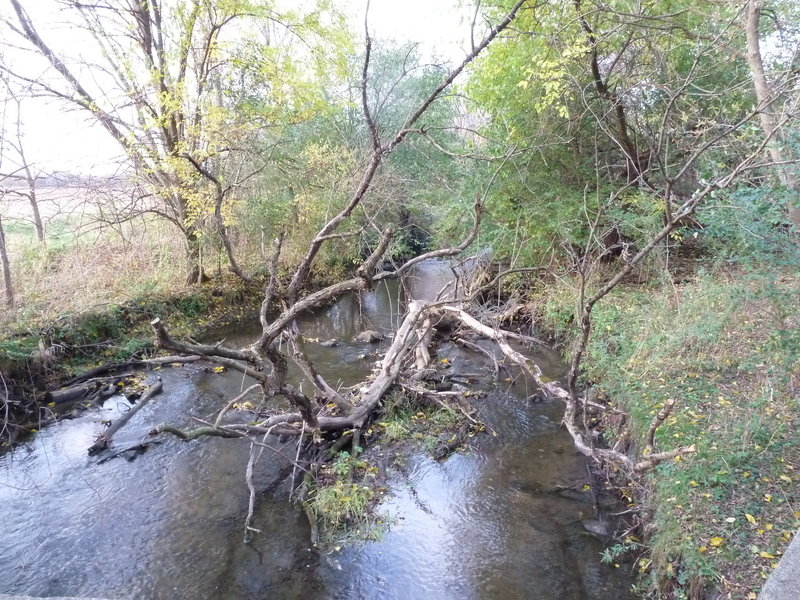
[
  {"xmin": 45, "ymin": 378, "xmax": 123, "ymax": 405},
  {"xmin": 96, "ymin": 440, "xmax": 163, "ymax": 464},
  {"xmin": 141, "ymin": 0, "xmax": 514, "ymax": 443},
  {"xmin": 440, "ymin": 304, "xmax": 695, "ymax": 474},
  {"xmin": 61, "ymin": 355, "xmax": 203, "ymax": 387},
  {"xmin": 88, "ymin": 379, "xmax": 163, "ymax": 454}
]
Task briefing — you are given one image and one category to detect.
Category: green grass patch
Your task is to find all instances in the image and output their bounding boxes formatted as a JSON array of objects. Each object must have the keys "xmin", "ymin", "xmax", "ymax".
[
  {"xmin": 569, "ymin": 269, "xmax": 800, "ymax": 599},
  {"xmin": 303, "ymin": 388, "xmax": 476, "ymax": 550},
  {"xmin": 303, "ymin": 444, "xmax": 385, "ymax": 549},
  {"xmin": 376, "ymin": 388, "xmax": 464, "ymax": 453}
]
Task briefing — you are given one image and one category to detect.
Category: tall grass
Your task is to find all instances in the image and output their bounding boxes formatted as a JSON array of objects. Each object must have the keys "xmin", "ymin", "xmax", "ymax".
[
  {"xmin": 539, "ymin": 266, "xmax": 800, "ymax": 598},
  {"xmin": 2, "ymin": 214, "xmax": 187, "ymax": 331}
]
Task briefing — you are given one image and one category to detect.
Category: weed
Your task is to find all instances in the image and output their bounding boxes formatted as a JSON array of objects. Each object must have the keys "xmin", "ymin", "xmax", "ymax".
[{"xmin": 307, "ymin": 480, "xmax": 376, "ymax": 530}]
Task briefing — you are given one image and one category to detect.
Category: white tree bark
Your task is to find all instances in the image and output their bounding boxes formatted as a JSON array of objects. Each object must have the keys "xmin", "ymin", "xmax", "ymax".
[{"xmin": 745, "ymin": 0, "xmax": 800, "ymax": 227}]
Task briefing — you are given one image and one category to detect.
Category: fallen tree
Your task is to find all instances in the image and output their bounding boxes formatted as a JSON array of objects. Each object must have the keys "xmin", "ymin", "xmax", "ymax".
[
  {"xmin": 88, "ymin": 379, "xmax": 163, "ymax": 455},
  {"xmin": 141, "ymin": 0, "xmax": 526, "ymax": 436},
  {"xmin": 122, "ymin": 0, "xmax": 782, "ymax": 543}
]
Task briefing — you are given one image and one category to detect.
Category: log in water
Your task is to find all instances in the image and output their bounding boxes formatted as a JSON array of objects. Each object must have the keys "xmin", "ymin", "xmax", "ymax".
[{"xmin": 0, "ymin": 263, "xmax": 633, "ymax": 599}]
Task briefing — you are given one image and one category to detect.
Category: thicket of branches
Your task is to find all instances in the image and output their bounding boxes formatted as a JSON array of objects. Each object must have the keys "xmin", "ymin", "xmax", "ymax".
[{"xmin": 1, "ymin": 0, "xmax": 798, "ymax": 549}]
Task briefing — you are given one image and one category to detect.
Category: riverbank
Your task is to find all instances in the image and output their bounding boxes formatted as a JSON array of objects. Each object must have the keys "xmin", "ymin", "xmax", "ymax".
[
  {"xmin": 4, "ymin": 241, "xmax": 797, "ymax": 599},
  {"xmin": 536, "ymin": 266, "xmax": 800, "ymax": 599},
  {"xmin": 0, "ymin": 264, "xmax": 635, "ymax": 600},
  {"xmin": 0, "ymin": 276, "xmax": 264, "ymax": 446}
]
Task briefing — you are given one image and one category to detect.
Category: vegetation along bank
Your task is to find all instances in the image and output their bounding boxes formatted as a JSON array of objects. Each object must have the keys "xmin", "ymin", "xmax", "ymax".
[{"xmin": 1, "ymin": 0, "xmax": 798, "ymax": 598}]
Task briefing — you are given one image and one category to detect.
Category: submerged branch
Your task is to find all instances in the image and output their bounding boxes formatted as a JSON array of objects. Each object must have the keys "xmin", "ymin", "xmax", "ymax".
[{"xmin": 88, "ymin": 379, "xmax": 163, "ymax": 454}]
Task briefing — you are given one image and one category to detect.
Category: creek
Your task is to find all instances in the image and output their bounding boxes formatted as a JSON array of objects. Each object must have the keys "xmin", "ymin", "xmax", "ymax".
[{"xmin": 0, "ymin": 262, "xmax": 633, "ymax": 599}]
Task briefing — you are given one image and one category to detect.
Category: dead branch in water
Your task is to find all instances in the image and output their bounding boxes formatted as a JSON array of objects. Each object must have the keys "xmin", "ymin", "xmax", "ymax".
[
  {"xmin": 439, "ymin": 304, "xmax": 695, "ymax": 474},
  {"xmin": 88, "ymin": 379, "xmax": 163, "ymax": 454}
]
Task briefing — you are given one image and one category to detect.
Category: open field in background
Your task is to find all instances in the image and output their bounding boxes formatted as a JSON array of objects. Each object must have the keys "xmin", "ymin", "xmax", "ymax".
[{"xmin": 1, "ymin": 186, "xmax": 190, "ymax": 331}]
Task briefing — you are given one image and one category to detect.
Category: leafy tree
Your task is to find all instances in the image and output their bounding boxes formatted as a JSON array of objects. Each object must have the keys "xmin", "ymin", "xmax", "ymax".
[
  {"xmin": 466, "ymin": 0, "xmax": 780, "ymax": 264},
  {"xmin": 2, "ymin": 0, "xmax": 349, "ymax": 283}
]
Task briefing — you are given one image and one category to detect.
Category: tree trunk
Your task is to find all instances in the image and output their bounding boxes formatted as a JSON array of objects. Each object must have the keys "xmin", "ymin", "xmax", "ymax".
[
  {"xmin": 185, "ymin": 225, "xmax": 209, "ymax": 284},
  {"xmin": 745, "ymin": 0, "xmax": 800, "ymax": 228},
  {"xmin": 13, "ymin": 99, "xmax": 45, "ymax": 243},
  {"xmin": 25, "ymin": 174, "xmax": 44, "ymax": 243},
  {"xmin": 28, "ymin": 188, "xmax": 44, "ymax": 243},
  {"xmin": 573, "ymin": 0, "xmax": 643, "ymax": 185},
  {"xmin": 0, "ymin": 214, "xmax": 15, "ymax": 308}
]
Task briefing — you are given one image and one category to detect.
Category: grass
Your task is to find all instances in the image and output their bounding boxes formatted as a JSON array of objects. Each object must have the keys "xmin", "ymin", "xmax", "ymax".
[
  {"xmin": 303, "ymin": 389, "xmax": 473, "ymax": 549},
  {"xmin": 303, "ymin": 444, "xmax": 386, "ymax": 549},
  {"xmin": 544, "ymin": 266, "xmax": 800, "ymax": 599},
  {"xmin": 377, "ymin": 388, "xmax": 463, "ymax": 451},
  {"xmin": 0, "ymin": 197, "xmax": 276, "ymax": 373}
]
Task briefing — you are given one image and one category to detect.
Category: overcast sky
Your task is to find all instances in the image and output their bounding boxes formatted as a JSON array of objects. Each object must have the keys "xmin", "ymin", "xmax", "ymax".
[{"xmin": 2, "ymin": 0, "xmax": 470, "ymax": 176}]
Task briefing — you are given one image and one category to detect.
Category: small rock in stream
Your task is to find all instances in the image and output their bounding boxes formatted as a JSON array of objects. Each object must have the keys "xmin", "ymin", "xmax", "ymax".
[
  {"xmin": 581, "ymin": 519, "xmax": 613, "ymax": 538},
  {"xmin": 353, "ymin": 330, "xmax": 384, "ymax": 343}
]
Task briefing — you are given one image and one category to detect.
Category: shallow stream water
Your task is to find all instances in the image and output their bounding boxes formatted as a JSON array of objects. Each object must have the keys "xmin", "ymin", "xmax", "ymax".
[{"xmin": 0, "ymin": 263, "xmax": 633, "ymax": 599}]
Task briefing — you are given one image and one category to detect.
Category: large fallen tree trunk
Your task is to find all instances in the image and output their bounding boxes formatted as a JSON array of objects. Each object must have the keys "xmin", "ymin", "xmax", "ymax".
[
  {"xmin": 148, "ymin": 300, "xmax": 433, "ymax": 438},
  {"xmin": 142, "ymin": 0, "xmax": 528, "ymax": 445},
  {"xmin": 44, "ymin": 377, "xmax": 126, "ymax": 405},
  {"xmin": 125, "ymin": 0, "xmax": 694, "ymax": 541}
]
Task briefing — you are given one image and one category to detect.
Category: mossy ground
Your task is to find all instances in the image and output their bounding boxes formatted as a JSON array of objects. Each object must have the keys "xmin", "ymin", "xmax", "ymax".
[{"xmin": 539, "ymin": 267, "xmax": 800, "ymax": 599}]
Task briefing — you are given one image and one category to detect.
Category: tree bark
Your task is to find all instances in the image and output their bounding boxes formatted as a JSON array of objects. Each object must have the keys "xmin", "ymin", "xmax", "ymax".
[
  {"xmin": 185, "ymin": 224, "xmax": 209, "ymax": 284},
  {"xmin": 573, "ymin": 0, "xmax": 643, "ymax": 185},
  {"xmin": 0, "ymin": 214, "xmax": 14, "ymax": 308},
  {"xmin": 27, "ymin": 182, "xmax": 44, "ymax": 243},
  {"xmin": 13, "ymin": 95, "xmax": 45, "ymax": 243},
  {"xmin": 745, "ymin": 0, "xmax": 800, "ymax": 227}
]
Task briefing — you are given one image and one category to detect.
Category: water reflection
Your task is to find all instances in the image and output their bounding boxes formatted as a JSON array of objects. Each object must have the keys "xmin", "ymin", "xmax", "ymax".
[{"xmin": 0, "ymin": 262, "xmax": 632, "ymax": 599}]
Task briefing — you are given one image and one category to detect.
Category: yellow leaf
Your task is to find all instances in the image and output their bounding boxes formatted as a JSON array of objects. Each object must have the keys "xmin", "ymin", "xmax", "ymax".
[
  {"xmin": 699, "ymin": 546, "xmax": 708, "ymax": 553},
  {"xmin": 780, "ymin": 475, "xmax": 792, "ymax": 483},
  {"xmin": 760, "ymin": 551, "xmax": 775, "ymax": 559},
  {"xmin": 746, "ymin": 513, "xmax": 757, "ymax": 525},
  {"xmin": 709, "ymin": 537, "xmax": 724, "ymax": 547}
]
